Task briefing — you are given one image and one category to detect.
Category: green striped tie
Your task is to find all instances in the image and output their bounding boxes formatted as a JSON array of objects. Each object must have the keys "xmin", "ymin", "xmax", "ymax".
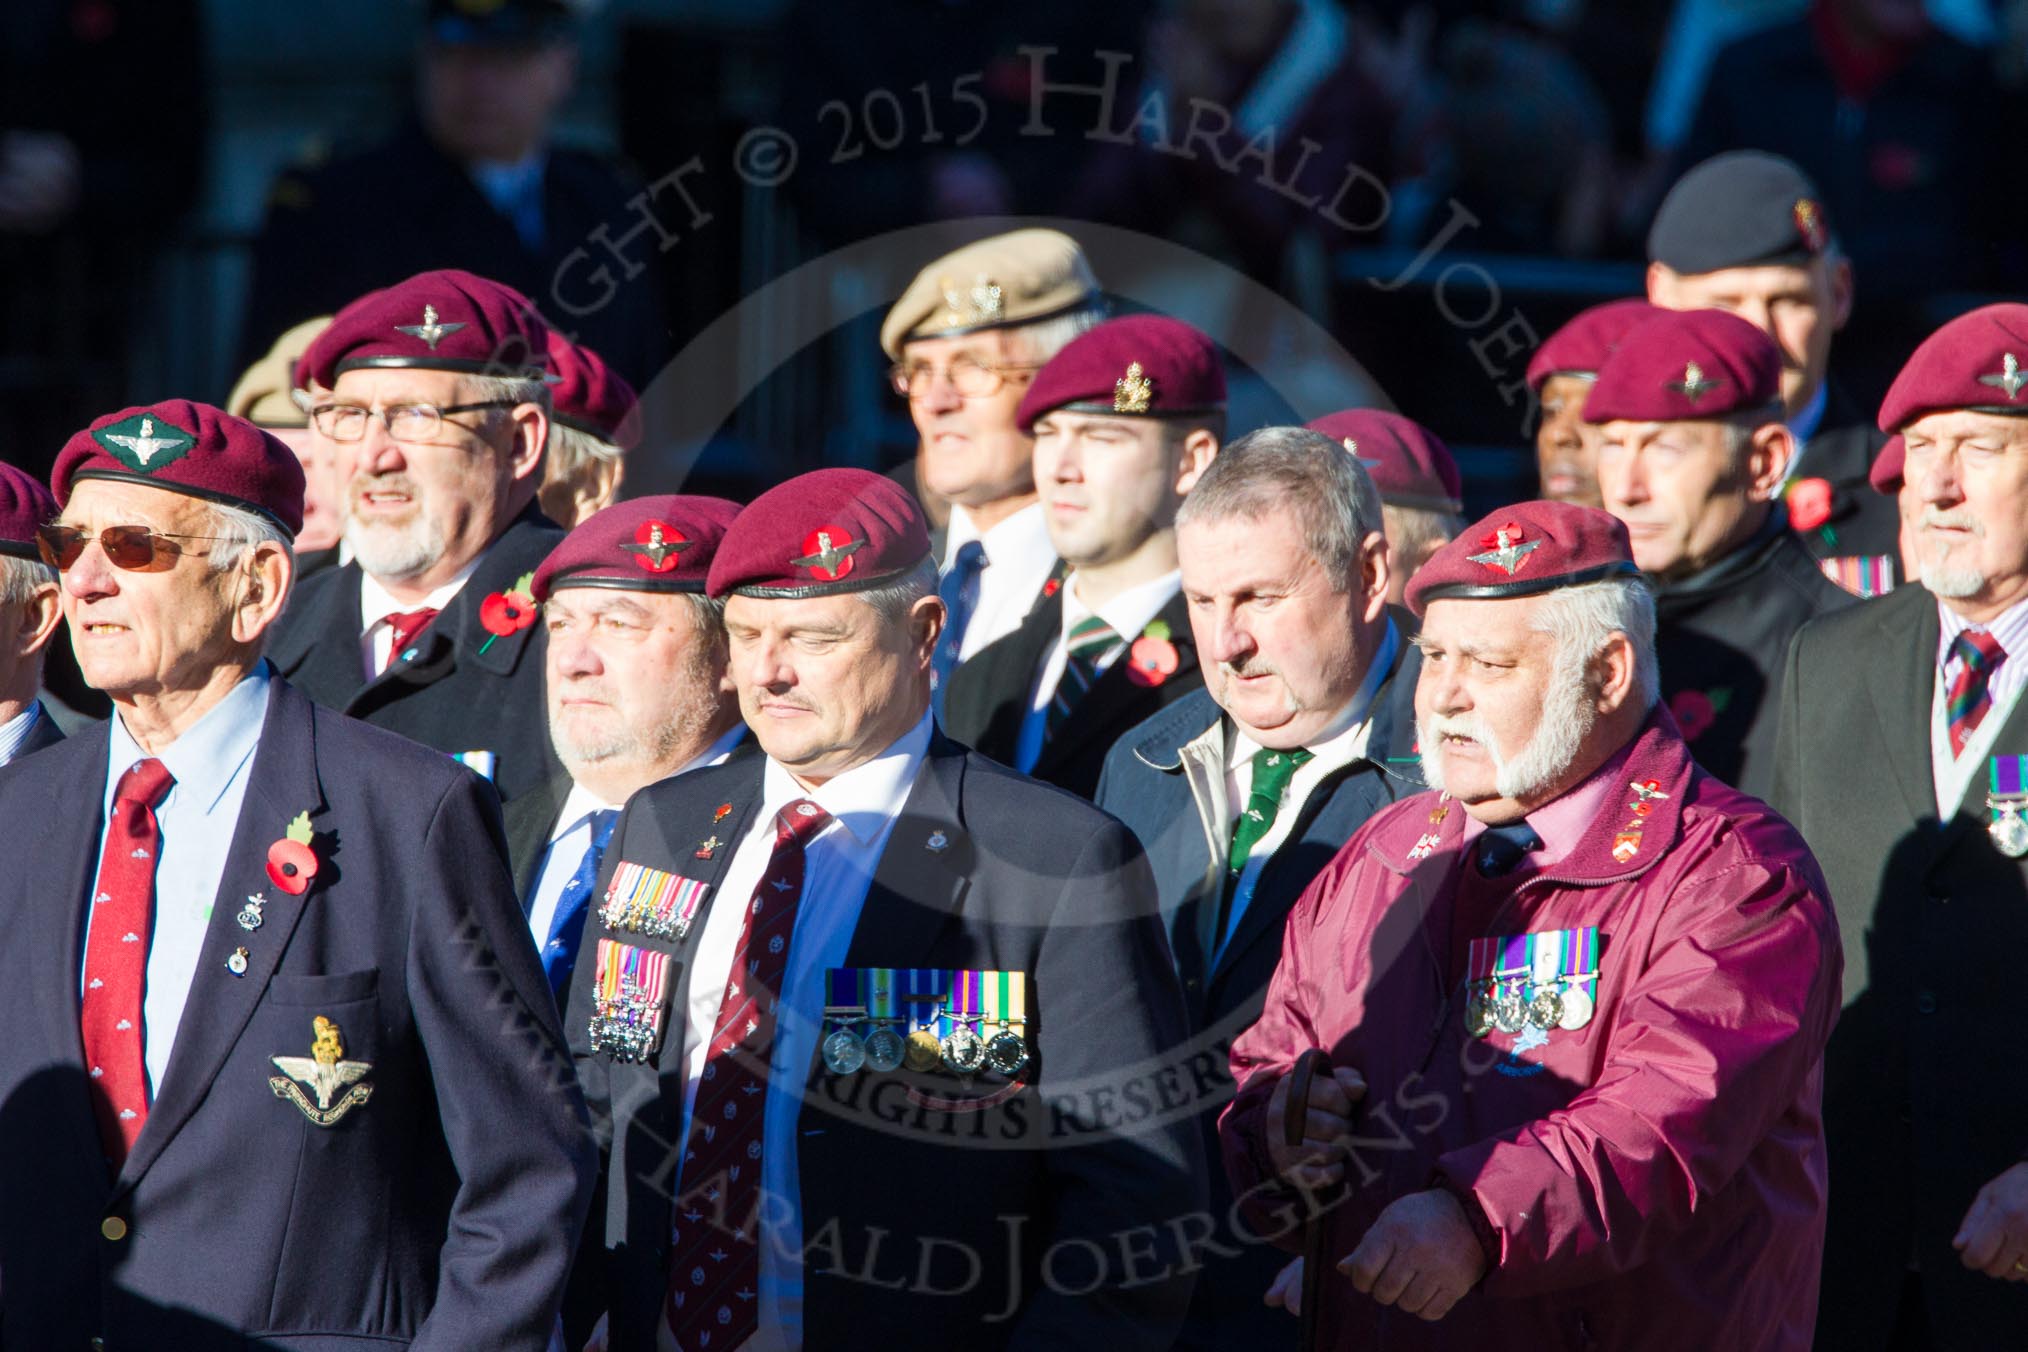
[{"xmin": 1045, "ymin": 615, "xmax": 1124, "ymax": 741}]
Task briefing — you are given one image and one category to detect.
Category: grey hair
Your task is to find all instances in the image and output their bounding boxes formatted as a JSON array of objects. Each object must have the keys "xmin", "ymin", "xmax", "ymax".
[
  {"xmin": 0, "ymin": 554, "xmax": 56, "ymax": 607},
  {"xmin": 1381, "ymin": 503, "xmax": 1465, "ymax": 572},
  {"xmin": 1528, "ymin": 576, "xmax": 1660, "ymax": 712},
  {"xmin": 1176, "ymin": 425, "xmax": 1385, "ymax": 590},
  {"xmin": 204, "ymin": 501, "xmax": 296, "ymax": 574},
  {"xmin": 1001, "ymin": 305, "xmax": 1106, "ymax": 366},
  {"xmin": 858, "ymin": 556, "xmax": 940, "ymax": 627}
]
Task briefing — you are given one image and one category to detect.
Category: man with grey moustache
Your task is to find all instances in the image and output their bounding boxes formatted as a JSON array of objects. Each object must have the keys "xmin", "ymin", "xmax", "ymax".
[{"xmin": 269, "ymin": 268, "xmax": 566, "ymax": 798}]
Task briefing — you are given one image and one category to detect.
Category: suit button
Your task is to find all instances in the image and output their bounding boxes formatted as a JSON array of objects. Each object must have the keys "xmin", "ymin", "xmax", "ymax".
[
  {"xmin": 100, "ymin": 1216, "xmax": 127, "ymax": 1242},
  {"xmin": 1916, "ymin": 992, "xmax": 1938, "ymax": 1015}
]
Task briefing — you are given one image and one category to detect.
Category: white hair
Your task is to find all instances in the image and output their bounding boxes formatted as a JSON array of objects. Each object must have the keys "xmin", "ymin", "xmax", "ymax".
[
  {"xmin": 858, "ymin": 557, "xmax": 940, "ymax": 627},
  {"xmin": 1528, "ymin": 576, "xmax": 1660, "ymax": 712},
  {"xmin": 0, "ymin": 554, "xmax": 56, "ymax": 607},
  {"xmin": 203, "ymin": 501, "xmax": 296, "ymax": 574},
  {"xmin": 1001, "ymin": 305, "xmax": 1106, "ymax": 366}
]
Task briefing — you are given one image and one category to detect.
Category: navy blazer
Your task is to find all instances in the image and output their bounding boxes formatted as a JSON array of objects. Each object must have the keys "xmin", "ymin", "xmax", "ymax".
[
  {"xmin": 565, "ymin": 733, "xmax": 1206, "ymax": 1350},
  {"xmin": 0, "ymin": 678, "xmax": 595, "ymax": 1350},
  {"xmin": 269, "ymin": 506, "xmax": 565, "ymax": 801}
]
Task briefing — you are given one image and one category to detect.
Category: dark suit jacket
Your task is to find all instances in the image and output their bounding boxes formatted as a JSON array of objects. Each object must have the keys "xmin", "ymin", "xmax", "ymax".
[
  {"xmin": 3, "ymin": 701, "xmax": 65, "ymax": 764},
  {"xmin": 565, "ymin": 733, "xmax": 1204, "ymax": 1351},
  {"xmin": 1791, "ymin": 387, "xmax": 1900, "ymax": 568},
  {"xmin": 942, "ymin": 583, "xmax": 1204, "ymax": 799},
  {"xmin": 1772, "ymin": 586, "xmax": 2028, "ymax": 1347},
  {"xmin": 1092, "ymin": 636, "xmax": 1420, "ymax": 1347},
  {"xmin": 0, "ymin": 678, "xmax": 594, "ymax": 1350},
  {"xmin": 270, "ymin": 506, "xmax": 565, "ymax": 801}
]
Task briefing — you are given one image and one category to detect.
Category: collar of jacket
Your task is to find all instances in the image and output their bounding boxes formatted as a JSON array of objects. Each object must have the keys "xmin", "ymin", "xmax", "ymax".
[
  {"xmin": 1649, "ymin": 505, "xmax": 1792, "ymax": 604},
  {"xmin": 400, "ymin": 502, "xmax": 562, "ymax": 678},
  {"xmin": 1367, "ymin": 703, "xmax": 1698, "ymax": 886}
]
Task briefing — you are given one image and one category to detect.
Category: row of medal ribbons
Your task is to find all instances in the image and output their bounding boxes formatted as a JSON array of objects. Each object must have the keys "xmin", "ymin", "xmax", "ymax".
[
  {"xmin": 821, "ymin": 967, "xmax": 1031, "ymax": 1080},
  {"xmin": 1464, "ymin": 928, "xmax": 1600, "ymax": 1038}
]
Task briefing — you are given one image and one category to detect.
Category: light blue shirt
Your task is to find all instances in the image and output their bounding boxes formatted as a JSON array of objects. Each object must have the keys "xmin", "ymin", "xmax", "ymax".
[
  {"xmin": 85, "ymin": 664, "xmax": 272, "ymax": 1095},
  {"xmin": 0, "ymin": 700, "xmax": 46, "ymax": 767}
]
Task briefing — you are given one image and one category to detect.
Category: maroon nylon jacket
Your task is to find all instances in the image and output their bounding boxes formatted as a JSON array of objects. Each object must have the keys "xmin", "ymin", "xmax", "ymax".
[{"xmin": 1219, "ymin": 710, "xmax": 1841, "ymax": 1350}]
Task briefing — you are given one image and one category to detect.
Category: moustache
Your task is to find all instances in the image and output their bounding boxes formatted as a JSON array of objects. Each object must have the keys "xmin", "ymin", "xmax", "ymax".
[
  {"xmin": 1920, "ymin": 507, "xmax": 1986, "ymax": 537},
  {"xmin": 1422, "ymin": 712, "xmax": 1498, "ymax": 750}
]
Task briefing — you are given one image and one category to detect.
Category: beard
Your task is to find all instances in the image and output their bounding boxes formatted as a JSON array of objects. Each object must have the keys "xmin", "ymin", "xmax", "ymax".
[
  {"xmin": 1418, "ymin": 675, "xmax": 1598, "ymax": 804},
  {"xmin": 1918, "ymin": 507, "xmax": 1988, "ymax": 599},
  {"xmin": 549, "ymin": 652, "xmax": 723, "ymax": 774},
  {"xmin": 345, "ymin": 474, "xmax": 447, "ymax": 581}
]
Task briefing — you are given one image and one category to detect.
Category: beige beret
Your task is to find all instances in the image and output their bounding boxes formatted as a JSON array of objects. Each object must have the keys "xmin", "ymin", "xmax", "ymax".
[
  {"xmin": 879, "ymin": 228, "xmax": 1102, "ymax": 359},
  {"xmin": 226, "ymin": 314, "xmax": 333, "ymax": 427}
]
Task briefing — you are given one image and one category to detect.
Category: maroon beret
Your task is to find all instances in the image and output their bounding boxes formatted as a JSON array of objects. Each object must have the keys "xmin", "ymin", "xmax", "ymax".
[
  {"xmin": 1525, "ymin": 298, "xmax": 1660, "ymax": 391},
  {"xmin": 1582, "ymin": 308, "xmax": 1781, "ymax": 425},
  {"xmin": 707, "ymin": 468, "xmax": 931, "ymax": 599},
  {"xmin": 51, "ymin": 400, "xmax": 307, "ymax": 537},
  {"xmin": 531, "ymin": 495, "xmax": 741, "ymax": 601},
  {"xmin": 1870, "ymin": 434, "xmax": 1905, "ymax": 494},
  {"xmin": 300, "ymin": 268, "xmax": 551, "ymax": 387},
  {"xmin": 0, "ymin": 460, "xmax": 57, "ymax": 560},
  {"xmin": 1303, "ymin": 408, "xmax": 1462, "ymax": 514},
  {"xmin": 1406, "ymin": 500, "xmax": 1639, "ymax": 616},
  {"xmin": 1876, "ymin": 303, "xmax": 2028, "ymax": 433},
  {"xmin": 547, "ymin": 330, "xmax": 642, "ymax": 449},
  {"xmin": 1015, "ymin": 315, "xmax": 1225, "ymax": 432}
]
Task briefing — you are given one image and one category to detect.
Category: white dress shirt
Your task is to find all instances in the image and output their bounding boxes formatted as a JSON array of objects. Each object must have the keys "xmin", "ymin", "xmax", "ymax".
[
  {"xmin": 1930, "ymin": 596, "xmax": 2028, "ymax": 817},
  {"xmin": 0, "ymin": 699, "xmax": 46, "ymax": 767},
  {"xmin": 671, "ymin": 714, "xmax": 932, "ymax": 1351},
  {"xmin": 524, "ymin": 725, "xmax": 748, "ymax": 950},
  {"xmin": 358, "ymin": 556, "xmax": 482, "ymax": 679},
  {"xmin": 1014, "ymin": 569, "xmax": 1182, "ymax": 773},
  {"xmin": 941, "ymin": 501, "xmax": 1058, "ymax": 661},
  {"xmin": 85, "ymin": 664, "xmax": 272, "ymax": 1094}
]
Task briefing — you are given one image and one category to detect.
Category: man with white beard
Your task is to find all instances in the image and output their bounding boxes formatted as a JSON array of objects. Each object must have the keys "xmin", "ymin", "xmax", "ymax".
[
  {"xmin": 1221, "ymin": 500, "xmax": 1842, "ymax": 1350},
  {"xmin": 503, "ymin": 494, "xmax": 748, "ymax": 1006},
  {"xmin": 1772, "ymin": 302, "xmax": 2028, "ymax": 1348},
  {"xmin": 269, "ymin": 268, "xmax": 566, "ymax": 798}
]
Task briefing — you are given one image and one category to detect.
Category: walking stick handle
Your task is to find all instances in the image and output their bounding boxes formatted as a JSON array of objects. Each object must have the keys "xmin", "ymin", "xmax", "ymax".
[{"xmin": 1285, "ymin": 1049, "xmax": 1333, "ymax": 1351}]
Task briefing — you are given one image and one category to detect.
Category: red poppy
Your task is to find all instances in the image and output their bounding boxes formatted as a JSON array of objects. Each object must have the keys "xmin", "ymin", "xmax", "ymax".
[
  {"xmin": 1125, "ymin": 625, "xmax": 1181, "ymax": 688},
  {"xmin": 480, "ymin": 590, "xmax": 538, "ymax": 637},
  {"xmin": 1042, "ymin": 577, "xmax": 1061, "ymax": 598},
  {"xmin": 1785, "ymin": 478, "xmax": 1833, "ymax": 533},
  {"xmin": 1670, "ymin": 690, "xmax": 1717, "ymax": 742},
  {"xmin": 266, "ymin": 811, "xmax": 319, "ymax": 895}
]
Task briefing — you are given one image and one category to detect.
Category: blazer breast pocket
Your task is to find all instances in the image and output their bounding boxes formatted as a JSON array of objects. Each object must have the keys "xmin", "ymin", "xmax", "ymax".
[{"xmin": 266, "ymin": 968, "xmax": 380, "ymax": 1007}]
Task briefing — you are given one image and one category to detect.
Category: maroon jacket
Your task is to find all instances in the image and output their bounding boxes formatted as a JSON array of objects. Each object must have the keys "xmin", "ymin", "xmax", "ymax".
[{"xmin": 1220, "ymin": 710, "xmax": 1841, "ymax": 1350}]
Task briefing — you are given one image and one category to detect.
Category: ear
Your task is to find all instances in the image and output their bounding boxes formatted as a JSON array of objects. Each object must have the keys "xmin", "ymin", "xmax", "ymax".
[
  {"xmin": 507, "ymin": 404, "xmax": 550, "ymax": 485},
  {"xmin": 1828, "ymin": 256, "xmax": 1855, "ymax": 333},
  {"xmin": 1644, "ymin": 261, "xmax": 1675, "ymax": 305},
  {"xmin": 233, "ymin": 543, "xmax": 296, "ymax": 646},
  {"xmin": 907, "ymin": 594, "xmax": 946, "ymax": 670},
  {"xmin": 1745, "ymin": 421, "xmax": 1796, "ymax": 500},
  {"xmin": 13, "ymin": 580, "xmax": 62, "ymax": 659},
  {"xmin": 1590, "ymin": 630, "xmax": 1639, "ymax": 716},
  {"xmin": 1356, "ymin": 529, "xmax": 1391, "ymax": 625},
  {"xmin": 1173, "ymin": 429, "xmax": 1219, "ymax": 496}
]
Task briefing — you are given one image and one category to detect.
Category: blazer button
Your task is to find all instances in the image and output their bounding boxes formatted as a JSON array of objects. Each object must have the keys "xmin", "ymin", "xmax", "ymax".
[
  {"xmin": 100, "ymin": 1216, "xmax": 127, "ymax": 1242},
  {"xmin": 1916, "ymin": 991, "xmax": 1939, "ymax": 1015}
]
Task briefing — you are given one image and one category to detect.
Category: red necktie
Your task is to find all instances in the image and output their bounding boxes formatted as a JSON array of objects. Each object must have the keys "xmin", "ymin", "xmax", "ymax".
[
  {"xmin": 383, "ymin": 607, "xmax": 440, "ymax": 672},
  {"xmin": 664, "ymin": 798, "xmax": 831, "ymax": 1350},
  {"xmin": 1947, "ymin": 629, "xmax": 2008, "ymax": 756},
  {"xmin": 80, "ymin": 757, "xmax": 175, "ymax": 1166}
]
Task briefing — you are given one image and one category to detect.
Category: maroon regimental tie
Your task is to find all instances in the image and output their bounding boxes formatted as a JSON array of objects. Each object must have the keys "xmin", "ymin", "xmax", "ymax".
[
  {"xmin": 382, "ymin": 607, "xmax": 440, "ymax": 673},
  {"xmin": 1947, "ymin": 629, "xmax": 2007, "ymax": 757},
  {"xmin": 80, "ymin": 757, "xmax": 175, "ymax": 1167},
  {"xmin": 664, "ymin": 798, "xmax": 832, "ymax": 1350}
]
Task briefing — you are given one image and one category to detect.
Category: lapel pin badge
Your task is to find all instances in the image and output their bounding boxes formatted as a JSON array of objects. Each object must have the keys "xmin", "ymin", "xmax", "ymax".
[
  {"xmin": 926, "ymin": 830, "xmax": 949, "ymax": 853},
  {"xmin": 227, "ymin": 947, "xmax": 250, "ymax": 976},
  {"xmin": 238, "ymin": 893, "xmax": 267, "ymax": 931}
]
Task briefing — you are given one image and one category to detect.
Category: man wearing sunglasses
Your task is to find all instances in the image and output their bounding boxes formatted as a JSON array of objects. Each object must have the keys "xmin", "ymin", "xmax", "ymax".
[
  {"xmin": 881, "ymin": 229, "xmax": 1105, "ymax": 705},
  {"xmin": 0, "ymin": 399, "xmax": 592, "ymax": 1348},
  {"xmin": 0, "ymin": 460, "xmax": 64, "ymax": 765},
  {"xmin": 268, "ymin": 267, "xmax": 566, "ymax": 800}
]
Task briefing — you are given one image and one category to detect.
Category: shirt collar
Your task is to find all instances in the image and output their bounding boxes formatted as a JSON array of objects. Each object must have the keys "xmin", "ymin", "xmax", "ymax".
[
  {"xmin": 105, "ymin": 663, "xmax": 273, "ymax": 818},
  {"xmin": 359, "ymin": 553, "xmax": 484, "ymax": 634},
  {"xmin": 1937, "ymin": 594, "xmax": 2028, "ymax": 670},
  {"xmin": 1061, "ymin": 569, "xmax": 1181, "ymax": 647},
  {"xmin": 761, "ymin": 712, "xmax": 933, "ymax": 845},
  {"xmin": 1787, "ymin": 382, "xmax": 1830, "ymax": 453},
  {"xmin": 1230, "ymin": 617, "xmax": 1399, "ymax": 771},
  {"xmin": 0, "ymin": 700, "xmax": 43, "ymax": 764},
  {"xmin": 948, "ymin": 501, "xmax": 1051, "ymax": 563},
  {"xmin": 1456, "ymin": 739, "xmax": 1634, "ymax": 867}
]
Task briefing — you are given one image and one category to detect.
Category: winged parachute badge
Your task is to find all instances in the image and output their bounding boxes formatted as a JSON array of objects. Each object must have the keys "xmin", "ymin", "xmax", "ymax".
[
  {"xmin": 622, "ymin": 519, "xmax": 692, "ymax": 572},
  {"xmin": 394, "ymin": 304, "xmax": 467, "ymax": 351},
  {"xmin": 1114, "ymin": 362, "xmax": 1154, "ymax": 414},
  {"xmin": 1979, "ymin": 353, "xmax": 2028, "ymax": 401},
  {"xmin": 269, "ymin": 1016, "xmax": 374, "ymax": 1126},
  {"xmin": 93, "ymin": 415, "xmax": 196, "ymax": 474},
  {"xmin": 1666, "ymin": 361, "xmax": 1724, "ymax": 406},
  {"xmin": 1467, "ymin": 523, "xmax": 1542, "ymax": 577},
  {"xmin": 792, "ymin": 527, "xmax": 863, "ymax": 582}
]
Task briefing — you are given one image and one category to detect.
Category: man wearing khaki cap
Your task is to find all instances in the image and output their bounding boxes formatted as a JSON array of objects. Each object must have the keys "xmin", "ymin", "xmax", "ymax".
[
  {"xmin": 226, "ymin": 314, "xmax": 343, "ymax": 559},
  {"xmin": 883, "ymin": 228, "xmax": 1105, "ymax": 701}
]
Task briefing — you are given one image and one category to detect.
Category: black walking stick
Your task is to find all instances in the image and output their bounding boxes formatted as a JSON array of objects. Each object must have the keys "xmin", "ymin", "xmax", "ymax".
[{"xmin": 1284, "ymin": 1048, "xmax": 1339, "ymax": 1351}]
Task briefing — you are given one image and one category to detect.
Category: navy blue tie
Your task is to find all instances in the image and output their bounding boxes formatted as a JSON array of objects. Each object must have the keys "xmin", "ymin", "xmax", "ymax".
[
  {"xmin": 542, "ymin": 808, "xmax": 618, "ymax": 999},
  {"xmin": 932, "ymin": 540, "xmax": 987, "ymax": 706},
  {"xmin": 1476, "ymin": 820, "xmax": 1542, "ymax": 878}
]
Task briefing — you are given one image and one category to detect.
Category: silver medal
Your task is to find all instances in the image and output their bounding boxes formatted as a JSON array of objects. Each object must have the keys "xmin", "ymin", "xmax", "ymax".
[
  {"xmin": 821, "ymin": 1027, "xmax": 866, "ymax": 1075},
  {"xmin": 863, "ymin": 1024, "xmax": 906, "ymax": 1073}
]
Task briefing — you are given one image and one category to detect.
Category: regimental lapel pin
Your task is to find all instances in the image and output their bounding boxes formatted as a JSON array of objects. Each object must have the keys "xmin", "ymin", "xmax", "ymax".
[
  {"xmin": 1114, "ymin": 361, "xmax": 1154, "ymax": 414},
  {"xmin": 227, "ymin": 947, "xmax": 250, "ymax": 976},
  {"xmin": 1979, "ymin": 353, "xmax": 2028, "ymax": 401},
  {"xmin": 622, "ymin": 519, "xmax": 692, "ymax": 572},
  {"xmin": 1667, "ymin": 361, "xmax": 1724, "ymax": 406},
  {"xmin": 93, "ymin": 414, "xmax": 196, "ymax": 473},
  {"xmin": 237, "ymin": 892, "xmax": 267, "ymax": 931},
  {"xmin": 268, "ymin": 1016, "xmax": 374, "ymax": 1126},
  {"xmin": 394, "ymin": 303, "xmax": 467, "ymax": 351},
  {"xmin": 792, "ymin": 527, "xmax": 862, "ymax": 582},
  {"xmin": 1467, "ymin": 523, "xmax": 1541, "ymax": 576},
  {"xmin": 925, "ymin": 830, "xmax": 948, "ymax": 853},
  {"xmin": 695, "ymin": 835, "xmax": 722, "ymax": 860}
]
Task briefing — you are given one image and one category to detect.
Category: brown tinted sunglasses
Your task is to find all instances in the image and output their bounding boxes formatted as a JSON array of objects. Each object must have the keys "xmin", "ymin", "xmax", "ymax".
[{"xmin": 35, "ymin": 524, "xmax": 224, "ymax": 572}]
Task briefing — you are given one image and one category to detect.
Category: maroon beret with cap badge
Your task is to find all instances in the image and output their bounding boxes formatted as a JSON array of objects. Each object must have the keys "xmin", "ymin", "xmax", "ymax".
[
  {"xmin": 1581, "ymin": 309, "xmax": 1782, "ymax": 425},
  {"xmin": 1304, "ymin": 408, "xmax": 1463, "ymax": 514},
  {"xmin": 546, "ymin": 330, "xmax": 642, "ymax": 449},
  {"xmin": 531, "ymin": 495, "xmax": 740, "ymax": 600},
  {"xmin": 707, "ymin": 468, "xmax": 932, "ymax": 599},
  {"xmin": 1015, "ymin": 314, "xmax": 1225, "ymax": 432},
  {"xmin": 1406, "ymin": 500, "xmax": 1640, "ymax": 616},
  {"xmin": 1876, "ymin": 303, "xmax": 2028, "ymax": 433},
  {"xmin": 1525, "ymin": 298, "xmax": 1660, "ymax": 392},
  {"xmin": 50, "ymin": 400, "xmax": 307, "ymax": 538},
  {"xmin": 0, "ymin": 461, "xmax": 57, "ymax": 560},
  {"xmin": 299, "ymin": 268, "xmax": 551, "ymax": 387}
]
